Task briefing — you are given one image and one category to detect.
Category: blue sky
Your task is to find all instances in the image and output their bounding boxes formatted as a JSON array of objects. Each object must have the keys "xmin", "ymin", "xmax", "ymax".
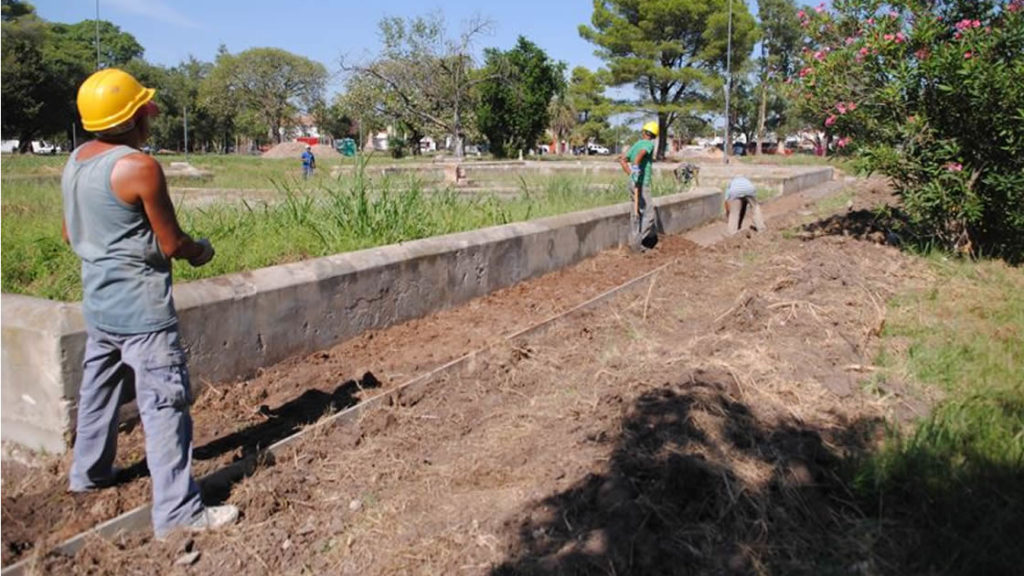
[
  {"xmin": 32, "ymin": 0, "xmax": 812, "ymax": 106},
  {"xmin": 32, "ymin": 0, "xmax": 614, "ymax": 94}
]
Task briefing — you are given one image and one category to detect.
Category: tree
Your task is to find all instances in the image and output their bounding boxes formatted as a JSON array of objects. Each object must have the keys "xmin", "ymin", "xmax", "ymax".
[
  {"xmin": 547, "ymin": 94, "xmax": 576, "ymax": 154},
  {"xmin": 755, "ymin": 0, "xmax": 801, "ymax": 153},
  {"xmin": 476, "ymin": 37, "xmax": 566, "ymax": 158},
  {"xmin": 204, "ymin": 47, "xmax": 326, "ymax": 143},
  {"xmin": 580, "ymin": 0, "xmax": 758, "ymax": 158},
  {"xmin": 796, "ymin": 0, "xmax": 1024, "ymax": 259},
  {"xmin": 567, "ymin": 66, "xmax": 612, "ymax": 147},
  {"xmin": 1, "ymin": 2, "xmax": 144, "ymax": 149},
  {"xmin": 341, "ymin": 13, "xmax": 492, "ymax": 157}
]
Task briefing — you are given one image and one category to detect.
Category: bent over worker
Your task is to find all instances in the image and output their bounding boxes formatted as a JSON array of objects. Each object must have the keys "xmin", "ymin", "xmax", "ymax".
[
  {"xmin": 724, "ymin": 176, "xmax": 766, "ymax": 235},
  {"xmin": 62, "ymin": 68, "xmax": 238, "ymax": 539},
  {"xmin": 618, "ymin": 121, "xmax": 659, "ymax": 251}
]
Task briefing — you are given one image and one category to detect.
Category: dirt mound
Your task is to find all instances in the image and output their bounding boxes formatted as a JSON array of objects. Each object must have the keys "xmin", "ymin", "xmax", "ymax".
[{"xmin": 261, "ymin": 141, "xmax": 340, "ymax": 159}]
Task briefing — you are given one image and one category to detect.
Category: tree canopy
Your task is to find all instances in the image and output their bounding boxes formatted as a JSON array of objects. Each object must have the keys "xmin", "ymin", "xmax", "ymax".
[
  {"xmin": 1, "ymin": 1, "xmax": 144, "ymax": 149},
  {"xmin": 476, "ymin": 37, "xmax": 566, "ymax": 158},
  {"xmin": 580, "ymin": 0, "xmax": 758, "ymax": 157},
  {"xmin": 340, "ymin": 12, "xmax": 492, "ymax": 157},
  {"xmin": 202, "ymin": 47, "xmax": 326, "ymax": 144}
]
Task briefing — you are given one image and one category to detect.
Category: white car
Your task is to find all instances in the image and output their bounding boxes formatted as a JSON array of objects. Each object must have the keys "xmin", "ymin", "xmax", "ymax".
[
  {"xmin": 587, "ymin": 143, "xmax": 610, "ymax": 155},
  {"xmin": 31, "ymin": 141, "xmax": 61, "ymax": 155}
]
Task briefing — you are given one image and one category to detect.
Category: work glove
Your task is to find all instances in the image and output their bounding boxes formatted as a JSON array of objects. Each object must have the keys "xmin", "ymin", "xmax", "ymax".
[{"xmin": 189, "ymin": 238, "xmax": 215, "ymax": 267}]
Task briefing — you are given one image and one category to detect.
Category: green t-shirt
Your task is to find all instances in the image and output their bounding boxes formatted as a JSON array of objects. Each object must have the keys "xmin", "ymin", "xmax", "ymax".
[{"xmin": 626, "ymin": 139, "xmax": 656, "ymax": 187}]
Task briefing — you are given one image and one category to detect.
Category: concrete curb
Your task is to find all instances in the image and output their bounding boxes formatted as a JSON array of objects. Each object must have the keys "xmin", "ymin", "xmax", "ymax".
[{"xmin": 3, "ymin": 182, "xmax": 757, "ymax": 453}]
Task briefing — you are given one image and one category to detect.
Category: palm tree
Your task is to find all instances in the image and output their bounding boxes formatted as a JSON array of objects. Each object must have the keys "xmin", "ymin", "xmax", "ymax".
[{"xmin": 548, "ymin": 95, "xmax": 576, "ymax": 154}]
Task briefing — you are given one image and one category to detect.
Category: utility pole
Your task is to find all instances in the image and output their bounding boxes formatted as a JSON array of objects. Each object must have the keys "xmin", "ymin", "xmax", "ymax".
[
  {"xmin": 184, "ymin": 106, "xmax": 190, "ymax": 163},
  {"xmin": 723, "ymin": 0, "xmax": 734, "ymax": 165},
  {"xmin": 95, "ymin": 0, "xmax": 101, "ymax": 69}
]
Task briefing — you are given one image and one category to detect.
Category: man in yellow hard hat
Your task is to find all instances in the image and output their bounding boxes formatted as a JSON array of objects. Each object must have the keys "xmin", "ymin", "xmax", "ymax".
[
  {"xmin": 62, "ymin": 68, "xmax": 238, "ymax": 539},
  {"xmin": 618, "ymin": 121, "xmax": 660, "ymax": 251}
]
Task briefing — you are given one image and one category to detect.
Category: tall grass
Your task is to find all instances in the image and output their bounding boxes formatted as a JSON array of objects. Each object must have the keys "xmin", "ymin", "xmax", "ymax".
[
  {"xmin": 853, "ymin": 256, "xmax": 1024, "ymax": 573},
  {"xmin": 2, "ymin": 156, "xmax": 686, "ymax": 301}
]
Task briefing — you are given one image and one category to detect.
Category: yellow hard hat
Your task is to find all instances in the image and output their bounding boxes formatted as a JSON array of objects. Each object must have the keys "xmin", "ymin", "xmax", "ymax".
[
  {"xmin": 642, "ymin": 121, "xmax": 659, "ymax": 137},
  {"xmin": 77, "ymin": 68, "xmax": 156, "ymax": 133}
]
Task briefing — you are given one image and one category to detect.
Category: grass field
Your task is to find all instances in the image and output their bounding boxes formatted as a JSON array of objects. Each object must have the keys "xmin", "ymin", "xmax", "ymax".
[
  {"xmin": 1, "ymin": 154, "xmax": 688, "ymax": 301},
  {"xmin": 854, "ymin": 255, "xmax": 1024, "ymax": 572}
]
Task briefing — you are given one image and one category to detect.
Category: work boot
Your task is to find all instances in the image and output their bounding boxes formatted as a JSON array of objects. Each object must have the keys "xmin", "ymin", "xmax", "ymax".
[{"xmin": 185, "ymin": 505, "xmax": 239, "ymax": 533}]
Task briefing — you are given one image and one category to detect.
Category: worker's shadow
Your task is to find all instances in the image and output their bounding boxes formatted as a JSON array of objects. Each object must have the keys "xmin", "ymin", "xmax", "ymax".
[
  {"xmin": 110, "ymin": 372, "xmax": 382, "ymax": 491},
  {"xmin": 192, "ymin": 371, "xmax": 382, "ymax": 463}
]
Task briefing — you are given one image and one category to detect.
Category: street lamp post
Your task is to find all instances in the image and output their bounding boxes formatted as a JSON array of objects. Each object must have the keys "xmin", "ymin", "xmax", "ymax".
[
  {"xmin": 95, "ymin": 0, "xmax": 101, "ymax": 69},
  {"xmin": 723, "ymin": 0, "xmax": 734, "ymax": 165}
]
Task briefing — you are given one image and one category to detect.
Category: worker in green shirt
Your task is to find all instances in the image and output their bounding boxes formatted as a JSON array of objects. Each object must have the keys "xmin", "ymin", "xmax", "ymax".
[{"xmin": 618, "ymin": 121, "xmax": 659, "ymax": 251}]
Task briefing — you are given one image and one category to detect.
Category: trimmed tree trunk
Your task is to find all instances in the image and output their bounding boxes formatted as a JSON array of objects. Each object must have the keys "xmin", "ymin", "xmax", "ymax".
[{"xmin": 757, "ymin": 81, "xmax": 768, "ymax": 155}]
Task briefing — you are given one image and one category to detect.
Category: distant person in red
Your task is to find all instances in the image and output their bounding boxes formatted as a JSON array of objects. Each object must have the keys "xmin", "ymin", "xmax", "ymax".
[
  {"xmin": 302, "ymin": 144, "xmax": 316, "ymax": 179},
  {"xmin": 62, "ymin": 68, "xmax": 238, "ymax": 539}
]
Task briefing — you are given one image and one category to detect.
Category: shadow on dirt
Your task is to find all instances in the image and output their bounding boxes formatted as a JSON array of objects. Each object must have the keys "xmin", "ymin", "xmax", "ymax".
[
  {"xmin": 798, "ymin": 207, "xmax": 908, "ymax": 246},
  {"xmin": 192, "ymin": 371, "xmax": 381, "ymax": 463},
  {"xmin": 492, "ymin": 370, "xmax": 1024, "ymax": 575}
]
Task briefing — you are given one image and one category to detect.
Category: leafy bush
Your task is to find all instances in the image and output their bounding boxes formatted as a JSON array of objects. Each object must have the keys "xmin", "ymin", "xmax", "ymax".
[{"xmin": 795, "ymin": 0, "xmax": 1024, "ymax": 260}]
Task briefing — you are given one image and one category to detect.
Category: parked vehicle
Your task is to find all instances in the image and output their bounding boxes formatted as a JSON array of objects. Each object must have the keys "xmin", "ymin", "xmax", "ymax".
[
  {"xmin": 31, "ymin": 141, "xmax": 61, "ymax": 155},
  {"xmin": 586, "ymin": 143, "xmax": 610, "ymax": 155}
]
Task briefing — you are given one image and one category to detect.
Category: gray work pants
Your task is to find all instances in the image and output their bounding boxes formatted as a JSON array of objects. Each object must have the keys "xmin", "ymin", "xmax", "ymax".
[
  {"xmin": 726, "ymin": 196, "xmax": 765, "ymax": 235},
  {"xmin": 629, "ymin": 181, "xmax": 657, "ymax": 250},
  {"xmin": 69, "ymin": 325, "xmax": 204, "ymax": 537}
]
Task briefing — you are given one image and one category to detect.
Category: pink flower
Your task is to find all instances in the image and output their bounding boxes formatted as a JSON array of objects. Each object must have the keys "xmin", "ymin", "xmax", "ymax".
[
  {"xmin": 837, "ymin": 136, "xmax": 852, "ymax": 148},
  {"xmin": 954, "ymin": 31, "xmax": 963, "ymax": 39},
  {"xmin": 815, "ymin": 2, "xmax": 825, "ymax": 13},
  {"xmin": 847, "ymin": 101, "xmax": 858, "ymax": 111},
  {"xmin": 884, "ymin": 33, "xmax": 895, "ymax": 41},
  {"xmin": 814, "ymin": 50, "xmax": 826, "ymax": 61},
  {"xmin": 797, "ymin": 9, "xmax": 806, "ymax": 18},
  {"xmin": 799, "ymin": 67, "xmax": 814, "ymax": 78},
  {"xmin": 972, "ymin": 19, "xmax": 981, "ymax": 28},
  {"xmin": 825, "ymin": 115, "xmax": 837, "ymax": 127},
  {"xmin": 964, "ymin": 51, "xmax": 973, "ymax": 59},
  {"xmin": 889, "ymin": 10, "xmax": 899, "ymax": 18},
  {"xmin": 845, "ymin": 36, "xmax": 856, "ymax": 45},
  {"xmin": 945, "ymin": 162, "xmax": 963, "ymax": 172},
  {"xmin": 895, "ymin": 32, "xmax": 906, "ymax": 43},
  {"xmin": 867, "ymin": 18, "xmax": 875, "ymax": 25},
  {"xmin": 836, "ymin": 102, "xmax": 848, "ymax": 114},
  {"xmin": 859, "ymin": 47, "xmax": 870, "ymax": 56}
]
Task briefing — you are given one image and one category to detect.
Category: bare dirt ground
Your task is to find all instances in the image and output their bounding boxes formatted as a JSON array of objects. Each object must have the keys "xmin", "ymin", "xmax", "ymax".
[
  {"xmin": 2, "ymin": 233, "xmax": 699, "ymax": 565},
  {"xmin": 4, "ymin": 175, "xmax": 936, "ymax": 574}
]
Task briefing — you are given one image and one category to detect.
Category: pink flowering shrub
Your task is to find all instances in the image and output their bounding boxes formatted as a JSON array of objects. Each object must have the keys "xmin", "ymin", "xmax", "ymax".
[{"xmin": 795, "ymin": 0, "xmax": 1024, "ymax": 259}]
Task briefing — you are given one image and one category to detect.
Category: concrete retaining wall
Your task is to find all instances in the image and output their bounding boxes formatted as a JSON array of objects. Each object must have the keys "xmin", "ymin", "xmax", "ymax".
[{"xmin": 1, "ymin": 188, "xmax": 724, "ymax": 453}]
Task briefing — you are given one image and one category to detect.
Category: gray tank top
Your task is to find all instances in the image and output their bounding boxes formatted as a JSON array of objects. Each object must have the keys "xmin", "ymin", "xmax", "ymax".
[{"xmin": 62, "ymin": 145, "xmax": 177, "ymax": 334}]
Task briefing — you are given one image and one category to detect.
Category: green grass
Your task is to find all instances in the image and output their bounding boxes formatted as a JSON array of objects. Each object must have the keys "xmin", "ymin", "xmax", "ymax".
[
  {"xmin": 1, "ymin": 156, "xmax": 686, "ymax": 302},
  {"xmin": 851, "ymin": 255, "xmax": 1024, "ymax": 573}
]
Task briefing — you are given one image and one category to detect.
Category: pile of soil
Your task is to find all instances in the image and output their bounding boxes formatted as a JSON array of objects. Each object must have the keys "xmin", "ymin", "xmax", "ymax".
[
  {"xmin": 261, "ymin": 142, "xmax": 340, "ymax": 160},
  {"xmin": 6, "ymin": 177, "xmax": 938, "ymax": 574}
]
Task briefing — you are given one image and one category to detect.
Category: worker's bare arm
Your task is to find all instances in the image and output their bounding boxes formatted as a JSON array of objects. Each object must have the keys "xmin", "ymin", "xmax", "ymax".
[{"xmin": 110, "ymin": 153, "xmax": 204, "ymax": 261}]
